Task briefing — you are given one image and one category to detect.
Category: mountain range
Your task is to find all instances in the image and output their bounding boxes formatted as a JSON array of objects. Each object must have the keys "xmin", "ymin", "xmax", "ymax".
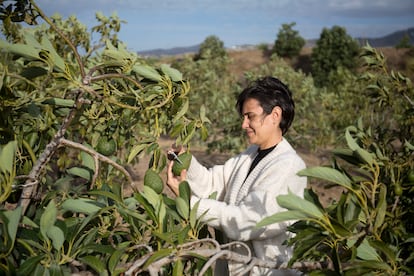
[{"xmin": 138, "ymin": 27, "xmax": 414, "ymax": 57}]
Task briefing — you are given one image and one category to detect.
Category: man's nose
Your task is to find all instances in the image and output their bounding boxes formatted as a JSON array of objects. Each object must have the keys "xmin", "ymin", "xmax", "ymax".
[{"xmin": 241, "ymin": 116, "xmax": 249, "ymax": 129}]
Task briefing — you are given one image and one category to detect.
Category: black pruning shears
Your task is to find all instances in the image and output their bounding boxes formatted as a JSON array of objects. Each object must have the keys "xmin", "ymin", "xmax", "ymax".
[{"xmin": 167, "ymin": 150, "xmax": 183, "ymax": 165}]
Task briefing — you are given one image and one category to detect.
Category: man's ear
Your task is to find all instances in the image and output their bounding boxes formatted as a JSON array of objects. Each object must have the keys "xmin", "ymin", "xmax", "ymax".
[{"xmin": 272, "ymin": 106, "xmax": 282, "ymax": 124}]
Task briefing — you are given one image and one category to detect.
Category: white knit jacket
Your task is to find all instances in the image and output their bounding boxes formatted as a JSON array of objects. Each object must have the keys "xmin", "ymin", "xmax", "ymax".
[{"xmin": 187, "ymin": 138, "xmax": 307, "ymax": 275}]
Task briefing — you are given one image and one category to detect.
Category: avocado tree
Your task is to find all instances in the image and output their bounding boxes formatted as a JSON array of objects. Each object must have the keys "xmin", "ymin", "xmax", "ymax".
[
  {"xmin": 194, "ymin": 34, "xmax": 227, "ymax": 61},
  {"xmin": 311, "ymin": 25, "xmax": 360, "ymax": 87},
  {"xmin": 0, "ymin": 1, "xmax": 215, "ymax": 274},
  {"xmin": 272, "ymin": 22, "xmax": 305, "ymax": 58}
]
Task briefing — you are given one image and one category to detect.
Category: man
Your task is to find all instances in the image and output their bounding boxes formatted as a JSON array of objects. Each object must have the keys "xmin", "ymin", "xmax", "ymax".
[{"xmin": 167, "ymin": 76, "xmax": 307, "ymax": 275}]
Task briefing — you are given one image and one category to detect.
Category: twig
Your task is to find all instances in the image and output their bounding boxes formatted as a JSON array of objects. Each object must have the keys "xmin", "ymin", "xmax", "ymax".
[
  {"xmin": 59, "ymin": 138, "xmax": 133, "ymax": 187},
  {"xmin": 123, "ymin": 239, "xmax": 335, "ymax": 275}
]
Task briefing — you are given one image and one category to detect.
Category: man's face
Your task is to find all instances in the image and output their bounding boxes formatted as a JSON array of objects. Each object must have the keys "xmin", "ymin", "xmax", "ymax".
[{"xmin": 241, "ymin": 98, "xmax": 279, "ymax": 149}]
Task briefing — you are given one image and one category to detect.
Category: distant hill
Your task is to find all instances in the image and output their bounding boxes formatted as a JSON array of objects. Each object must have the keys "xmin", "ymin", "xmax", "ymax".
[
  {"xmin": 356, "ymin": 27, "xmax": 414, "ymax": 47},
  {"xmin": 138, "ymin": 27, "xmax": 414, "ymax": 57},
  {"xmin": 138, "ymin": 44, "xmax": 200, "ymax": 57}
]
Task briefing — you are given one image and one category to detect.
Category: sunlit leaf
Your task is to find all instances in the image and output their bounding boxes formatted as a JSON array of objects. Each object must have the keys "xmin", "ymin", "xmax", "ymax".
[
  {"xmin": 298, "ymin": 167, "xmax": 353, "ymax": 190},
  {"xmin": 133, "ymin": 64, "xmax": 162, "ymax": 82},
  {"xmin": 161, "ymin": 63, "xmax": 182, "ymax": 82},
  {"xmin": 276, "ymin": 191, "xmax": 324, "ymax": 219},
  {"xmin": 176, "ymin": 197, "xmax": 189, "ymax": 220},
  {"xmin": 178, "ymin": 180, "xmax": 191, "ymax": 203},
  {"xmin": 257, "ymin": 210, "xmax": 310, "ymax": 228},
  {"xmin": 345, "ymin": 127, "xmax": 361, "ymax": 151}
]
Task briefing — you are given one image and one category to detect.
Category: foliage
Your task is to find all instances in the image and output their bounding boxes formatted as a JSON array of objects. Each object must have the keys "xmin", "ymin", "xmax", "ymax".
[
  {"xmin": 0, "ymin": 1, "xmax": 212, "ymax": 274},
  {"xmin": 193, "ymin": 35, "xmax": 227, "ymax": 61},
  {"xmin": 258, "ymin": 46, "xmax": 414, "ymax": 275},
  {"xmin": 311, "ymin": 25, "xmax": 360, "ymax": 87},
  {"xmin": 272, "ymin": 22, "xmax": 305, "ymax": 58},
  {"xmin": 172, "ymin": 45, "xmax": 242, "ymax": 153}
]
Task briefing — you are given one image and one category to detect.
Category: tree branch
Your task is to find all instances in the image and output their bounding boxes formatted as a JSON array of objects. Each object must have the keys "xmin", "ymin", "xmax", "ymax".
[{"xmin": 59, "ymin": 138, "xmax": 133, "ymax": 187}]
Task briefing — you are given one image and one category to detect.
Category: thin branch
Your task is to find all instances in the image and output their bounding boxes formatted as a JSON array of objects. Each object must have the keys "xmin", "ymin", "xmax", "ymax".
[
  {"xmin": 123, "ymin": 239, "xmax": 335, "ymax": 276},
  {"xmin": 59, "ymin": 138, "xmax": 133, "ymax": 186}
]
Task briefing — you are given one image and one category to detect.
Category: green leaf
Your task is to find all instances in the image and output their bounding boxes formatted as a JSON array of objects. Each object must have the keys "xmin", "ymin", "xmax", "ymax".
[
  {"xmin": 298, "ymin": 167, "xmax": 353, "ymax": 190},
  {"xmin": 18, "ymin": 255, "xmax": 44, "ymax": 276},
  {"xmin": 160, "ymin": 63, "xmax": 182, "ymax": 82},
  {"xmin": 67, "ymin": 167, "xmax": 92, "ymax": 181},
  {"xmin": 0, "ymin": 40, "xmax": 39, "ymax": 60},
  {"xmin": 374, "ymin": 184, "xmax": 387, "ymax": 232},
  {"xmin": 333, "ymin": 148, "xmax": 361, "ymax": 166},
  {"xmin": 144, "ymin": 248, "xmax": 174, "ymax": 269},
  {"xmin": 178, "ymin": 180, "xmax": 191, "ymax": 203},
  {"xmin": 345, "ymin": 127, "xmax": 361, "ymax": 151},
  {"xmin": 2, "ymin": 206, "xmax": 22, "ymax": 247},
  {"xmin": 276, "ymin": 191, "xmax": 325, "ymax": 219},
  {"xmin": 356, "ymin": 239, "xmax": 380, "ymax": 261},
  {"xmin": 172, "ymin": 98, "xmax": 189, "ymax": 124},
  {"xmin": 108, "ymin": 248, "xmax": 125, "ymax": 274},
  {"xmin": 199, "ymin": 105, "xmax": 211, "ymax": 124},
  {"xmin": 354, "ymin": 148, "xmax": 374, "ymax": 166},
  {"xmin": 61, "ymin": 198, "xmax": 101, "ymax": 215},
  {"xmin": 369, "ymin": 240, "xmax": 397, "ymax": 263},
  {"xmin": 88, "ymin": 190, "xmax": 122, "ymax": 203},
  {"xmin": 142, "ymin": 185, "xmax": 161, "ymax": 210},
  {"xmin": 0, "ymin": 140, "xmax": 17, "ymax": 173},
  {"xmin": 133, "ymin": 64, "xmax": 162, "ymax": 82},
  {"xmin": 176, "ymin": 197, "xmax": 189, "ymax": 220},
  {"xmin": 78, "ymin": 255, "xmax": 106, "ymax": 273},
  {"xmin": 40, "ymin": 35, "xmax": 66, "ymax": 72},
  {"xmin": 47, "ymin": 225, "xmax": 65, "ymax": 251},
  {"xmin": 172, "ymin": 259, "xmax": 184, "ymax": 276},
  {"xmin": 127, "ymin": 143, "xmax": 147, "ymax": 163},
  {"xmin": 257, "ymin": 210, "xmax": 310, "ymax": 228},
  {"xmin": 190, "ymin": 200, "xmax": 200, "ymax": 229},
  {"xmin": 40, "ymin": 200, "xmax": 57, "ymax": 240},
  {"xmin": 81, "ymin": 151, "xmax": 96, "ymax": 172}
]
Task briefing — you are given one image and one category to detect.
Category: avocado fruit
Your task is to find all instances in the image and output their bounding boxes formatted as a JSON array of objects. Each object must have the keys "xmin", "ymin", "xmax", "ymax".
[{"xmin": 172, "ymin": 152, "xmax": 192, "ymax": 176}]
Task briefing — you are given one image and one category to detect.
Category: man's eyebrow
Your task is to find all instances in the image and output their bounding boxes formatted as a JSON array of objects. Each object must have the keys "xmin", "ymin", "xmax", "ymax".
[{"xmin": 242, "ymin": 112, "xmax": 254, "ymax": 116}]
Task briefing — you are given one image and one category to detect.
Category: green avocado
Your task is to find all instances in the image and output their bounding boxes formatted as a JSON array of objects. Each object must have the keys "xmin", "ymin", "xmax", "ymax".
[
  {"xmin": 143, "ymin": 169, "xmax": 164, "ymax": 194},
  {"xmin": 172, "ymin": 152, "xmax": 192, "ymax": 176}
]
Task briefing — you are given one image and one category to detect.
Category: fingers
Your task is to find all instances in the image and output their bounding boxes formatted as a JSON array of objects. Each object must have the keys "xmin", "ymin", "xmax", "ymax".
[{"xmin": 180, "ymin": 169, "xmax": 187, "ymax": 180}]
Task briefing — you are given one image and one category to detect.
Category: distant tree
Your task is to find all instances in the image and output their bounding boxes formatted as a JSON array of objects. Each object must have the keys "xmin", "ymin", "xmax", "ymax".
[
  {"xmin": 311, "ymin": 25, "xmax": 360, "ymax": 87},
  {"xmin": 194, "ymin": 35, "xmax": 227, "ymax": 61},
  {"xmin": 272, "ymin": 22, "xmax": 305, "ymax": 58},
  {"xmin": 396, "ymin": 34, "xmax": 412, "ymax": 49}
]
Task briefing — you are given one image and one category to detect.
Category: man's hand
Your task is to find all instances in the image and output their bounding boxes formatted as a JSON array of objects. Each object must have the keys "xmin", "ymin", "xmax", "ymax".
[{"xmin": 166, "ymin": 160, "xmax": 187, "ymax": 195}]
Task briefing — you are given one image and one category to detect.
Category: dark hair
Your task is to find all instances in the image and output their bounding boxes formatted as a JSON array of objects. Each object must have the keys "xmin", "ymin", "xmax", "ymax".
[{"xmin": 236, "ymin": 76, "xmax": 295, "ymax": 135}]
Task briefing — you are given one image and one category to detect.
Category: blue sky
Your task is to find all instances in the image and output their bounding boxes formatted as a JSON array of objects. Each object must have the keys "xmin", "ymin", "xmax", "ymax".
[{"xmin": 35, "ymin": 0, "xmax": 414, "ymax": 52}]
